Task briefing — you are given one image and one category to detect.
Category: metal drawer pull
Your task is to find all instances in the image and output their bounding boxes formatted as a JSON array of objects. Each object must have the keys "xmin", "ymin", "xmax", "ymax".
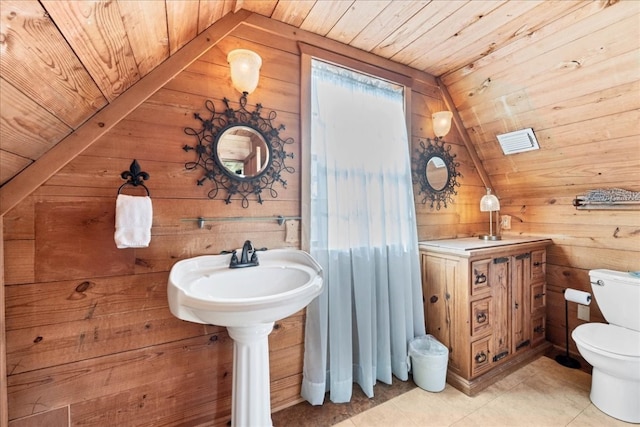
[
  {"xmin": 534, "ymin": 325, "xmax": 545, "ymax": 333},
  {"xmin": 474, "ymin": 271, "xmax": 487, "ymax": 285},
  {"xmin": 493, "ymin": 351, "xmax": 509, "ymax": 362},
  {"xmin": 475, "ymin": 352, "xmax": 487, "ymax": 364},
  {"xmin": 533, "ymin": 261, "xmax": 542, "ymax": 267},
  {"xmin": 534, "ymin": 292, "xmax": 546, "ymax": 299},
  {"xmin": 476, "ymin": 312, "xmax": 487, "ymax": 323},
  {"xmin": 516, "ymin": 339, "xmax": 530, "ymax": 350}
]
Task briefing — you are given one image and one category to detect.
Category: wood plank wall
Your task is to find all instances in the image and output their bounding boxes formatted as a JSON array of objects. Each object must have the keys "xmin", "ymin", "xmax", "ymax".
[
  {"xmin": 443, "ymin": 2, "xmax": 640, "ymax": 354},
  {"xmin": 1, "ymin": 18, "xmax": 481, "ymax": 425},
  {"xmin": 6, "ymin": 5, "xmax": 637, "ymax": 423}
]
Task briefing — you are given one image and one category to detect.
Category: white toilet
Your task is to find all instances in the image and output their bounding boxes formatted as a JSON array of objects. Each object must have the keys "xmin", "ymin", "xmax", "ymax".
[{"xmin": 572, "ymin": 269, "xmax": 640, "ymax": 424}]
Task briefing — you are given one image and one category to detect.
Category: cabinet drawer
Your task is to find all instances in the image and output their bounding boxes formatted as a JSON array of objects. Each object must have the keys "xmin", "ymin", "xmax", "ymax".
[
  {"xmin": 531, "ymin": 249, "xmax": 546, "ymax": 282},
  {"xmin": 531, "ymin": 283, "xmax": 546, "ymax": 313},
  {"xmin": 470, "ymin": 336, "xmax": 492, "ymax": 377},
  {"xmin": 471, "ymin": 259, "xmax": 491, "ymax": 296},
  {"xmin": 471, "ymin": 297, "xmax": 492, "ymax": 337},
  {"xmin": 531, "ymin": 314, "xmax": 546, "ymax": 347}
]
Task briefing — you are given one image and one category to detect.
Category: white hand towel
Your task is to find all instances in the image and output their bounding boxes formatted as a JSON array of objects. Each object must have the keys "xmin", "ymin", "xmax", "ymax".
[{"xmin": 114, "ymin": 194, "xmax": 153, "ymax": 248}]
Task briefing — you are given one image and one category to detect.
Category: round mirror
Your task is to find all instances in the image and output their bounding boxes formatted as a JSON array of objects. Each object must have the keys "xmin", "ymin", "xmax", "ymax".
[
  {"xmin": 412, "ymin": 138, "xmax": 461, "ymax": 210},
  {"xmin": 426, "ymin": 156, "xmax": 449, "ymax": 191},
  {"xmin": 216, "ymin": 125, "xmax": 270, "ymax": 179},
  {"xmin": 184, "ymin": 94, "xmax": 295, "ymax": 208}
]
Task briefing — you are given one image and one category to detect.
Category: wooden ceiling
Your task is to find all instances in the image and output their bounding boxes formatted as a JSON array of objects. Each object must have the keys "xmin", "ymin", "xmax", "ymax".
[{"xmin": 0, "ymin": 0, "xmax": 636, "ymax": 192}]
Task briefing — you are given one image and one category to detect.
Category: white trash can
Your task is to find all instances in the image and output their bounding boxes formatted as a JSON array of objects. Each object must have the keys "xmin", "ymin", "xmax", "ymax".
[{"xmin": 408, "ymin": 334, "xmax": 449, "ymax": 392}]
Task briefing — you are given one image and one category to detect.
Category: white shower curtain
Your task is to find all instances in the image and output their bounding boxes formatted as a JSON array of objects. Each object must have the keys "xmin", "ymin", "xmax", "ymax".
[{"xmin": 301, "ymin": 60, "xmax": 425, "ymax": 405}]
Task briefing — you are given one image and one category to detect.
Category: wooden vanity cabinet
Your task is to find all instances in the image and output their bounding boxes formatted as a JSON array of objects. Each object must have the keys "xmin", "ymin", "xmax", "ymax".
[{"xmin": 419, "ymin": 238, "xmax": 552, "ymax": 396}]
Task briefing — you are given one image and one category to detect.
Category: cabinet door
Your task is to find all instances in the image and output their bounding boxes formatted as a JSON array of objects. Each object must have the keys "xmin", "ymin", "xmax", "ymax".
[
  {"xmin": 471, "ymin": 297, "xmax": 492, "ymax": 337},
  {"xmin": 531, "ymin": 313, "xmax": 546, "ymax": 347},
  {"xmin": 471, "ymin": 259, "xmax": 491, "ymax": 296},
  {"xmin": 489, "ymin": 257, "xmax": 511, "ymax": 363},
  {"xmin": 512, "ymin": 253, "xmax": 532, "ymax": 353},
  {"xmin": 422, "ymin": 254, "xmax": 456, "ymax": 353},
  {"xmin": 531, "ymin": 282, "xmax": 546, "ymax": 313},
  {"xmin": 470, "ymin": 336, "xmax": 492, "ymax": 377},
  {"xmin": 531, "ymin": 249, "xmax": 546, "ymax": 283}
]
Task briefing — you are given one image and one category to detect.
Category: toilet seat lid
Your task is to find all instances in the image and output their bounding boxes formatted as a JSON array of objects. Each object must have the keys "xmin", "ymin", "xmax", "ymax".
[{"xmin": 573, "ymin": 323, "xmax": 640, "ymax": 357}]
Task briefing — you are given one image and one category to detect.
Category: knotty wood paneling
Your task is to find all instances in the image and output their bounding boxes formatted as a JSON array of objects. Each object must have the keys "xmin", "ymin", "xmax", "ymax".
[
  {"xmin": 0, "ymin": 1, "xmax": 107, "ymax": 129},
  {"xmin": 41, "ymin": 0, "xmax": 141, "ymax": 102},
  {"xmin": 0, "ymin": 223, "xmax": 6, "ymax": 427},
  {"xmin": 0, "ymin": 79, "xmax": 71, "ymax": 161},
  {"xmin": 3, "ymin": 2, "xmax": 638, "ymax": 423},
  {"xmin": 440, "ymin": 1, "xmax": 640, "ymax": 361},
  {"xmin": 3, "ymin": 17, "xmax": 474, "ymax": 425}
]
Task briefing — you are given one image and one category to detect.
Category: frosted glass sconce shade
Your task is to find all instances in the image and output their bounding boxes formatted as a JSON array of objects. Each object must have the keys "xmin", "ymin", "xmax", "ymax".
[
  {"xmin": 227, "ymin": 49, "xmax": 262, "ymax": 94},
  {"xmin": 432, "ymin": 111, "xmax": 453, "ymax": 138},
  {"xmin": 479, "ymin": 188, "xmax": 501, "ymax": 240}
]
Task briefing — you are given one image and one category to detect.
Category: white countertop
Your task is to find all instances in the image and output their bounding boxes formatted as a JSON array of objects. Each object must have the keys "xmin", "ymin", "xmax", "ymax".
[{"xmin": 419, "ymin": 236, "xmax": 551, "ymax": 253}]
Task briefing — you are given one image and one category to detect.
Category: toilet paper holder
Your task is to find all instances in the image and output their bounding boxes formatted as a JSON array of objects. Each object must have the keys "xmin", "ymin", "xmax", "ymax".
[{"xmin": 556, "ymin": 288, "xmax": 591, "ymax": 369}]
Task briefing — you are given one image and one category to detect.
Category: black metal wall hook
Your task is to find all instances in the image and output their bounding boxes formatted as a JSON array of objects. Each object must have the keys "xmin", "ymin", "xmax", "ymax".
[{"xmin": 118, "ymin": 159, "xmax": 150, "ymax": 196}]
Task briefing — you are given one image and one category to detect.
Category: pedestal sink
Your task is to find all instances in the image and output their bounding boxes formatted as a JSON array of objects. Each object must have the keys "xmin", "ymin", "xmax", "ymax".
[{"xmin": 168, "ymin": 249, "xmax": 323, "ymax": 427}]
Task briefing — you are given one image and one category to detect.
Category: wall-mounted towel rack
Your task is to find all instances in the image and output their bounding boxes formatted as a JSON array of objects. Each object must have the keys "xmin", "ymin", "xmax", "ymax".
[
  {"xmin": 183, "ymin": 215, "xmax": 302, "ymax": 229},
  {"xmin": 573, "ymin": 188, "xmax": 640, "ymax": 210},
  {"xmin": 118, "ymin": 159, "xmax": 150, "ymax": 196}
]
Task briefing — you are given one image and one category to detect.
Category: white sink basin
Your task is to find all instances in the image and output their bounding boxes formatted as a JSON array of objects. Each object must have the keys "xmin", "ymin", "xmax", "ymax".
[
  {"xmin": 168, "ymin": 248, "xmax": 323, "ymax": 426},
  {"xmin": 168, "ymin": 248, "xmax": 323, "ymax": 327}
]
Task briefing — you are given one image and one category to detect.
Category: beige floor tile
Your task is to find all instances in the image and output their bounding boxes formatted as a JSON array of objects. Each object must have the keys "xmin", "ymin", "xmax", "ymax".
[
  {"xmin": 348, "ymin": 400, "xmax": 419, "ymax": 427},
  {"xmin": 340, "ymin": 356, "xmax": 611, "ymax": 427},
  {"xmin": 331, "ymin": 419, "xmax": 358, "ymax": 427},
  {"xmin": 451, "ymin": 380, "xmax": 589, "ymax": 427},
  {"xmin": 525, "ymin": 368, "xmax": 590, "ymax": 405},
  {"xmin": 568, "ymin": 404, "xmax": 634, "ymax": 427},
  {"xmin": 422, "ymin": 384, "xmax": 493, "ymax": 412},
  {"xmin": 387, "ymin": 387, "xmax": 474, "ymax": 426},
  {"xmin": 531, "ymin": 356, "xmax": 592, "ymax": 392}
]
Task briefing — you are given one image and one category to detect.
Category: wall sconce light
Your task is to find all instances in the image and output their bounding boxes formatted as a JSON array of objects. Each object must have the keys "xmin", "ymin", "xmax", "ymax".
[
  {"xmin": 432, "ymin": 111, "xmax": 453, "ymax": 138},
  {"xmin": 479, "ymin": 188, "xmax": 501, "ymax": 240},
  {"xmin": 227, "ymin": 49, "xmax": 262, "ymax": 95}
]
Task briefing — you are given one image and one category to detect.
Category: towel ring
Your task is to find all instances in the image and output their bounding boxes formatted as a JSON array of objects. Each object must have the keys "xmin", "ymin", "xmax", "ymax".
[{"xmin": 118, "ymin": 159, "xmax": 150, "ymax": 196}]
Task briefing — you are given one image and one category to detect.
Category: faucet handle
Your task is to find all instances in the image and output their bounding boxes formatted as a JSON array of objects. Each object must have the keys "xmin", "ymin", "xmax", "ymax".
[{"xmin": 229, "ymin": 250, "xmax": 239, "ymax": 266}]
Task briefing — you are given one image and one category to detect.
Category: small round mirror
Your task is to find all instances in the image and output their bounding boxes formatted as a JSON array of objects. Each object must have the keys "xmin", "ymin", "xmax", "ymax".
[
  {"xmin": 412, "ymin": 137, "xmax": 461, "ymax": 210},
  {"xmin": 426, "ymin": 156, "xmax": 449, "ymax": 191},
  {"xmin": 216, "ymin": 125, "xmax": 270, "ymax": 179}
]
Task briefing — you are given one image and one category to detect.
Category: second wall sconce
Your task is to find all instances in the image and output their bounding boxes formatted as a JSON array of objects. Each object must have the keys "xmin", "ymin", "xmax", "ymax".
[
  {"xmin": 432, "ymin": 111, "xmax": 453, "ymax": 138},
  {"xmin": 227, "ymin": 49, "xmax": 262, "ymax": 94}
]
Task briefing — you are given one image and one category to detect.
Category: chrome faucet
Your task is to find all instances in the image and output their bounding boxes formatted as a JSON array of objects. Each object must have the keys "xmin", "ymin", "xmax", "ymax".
[{"xmin": 229, "ymin": 240, "xmax": 259, "ymax": 268}]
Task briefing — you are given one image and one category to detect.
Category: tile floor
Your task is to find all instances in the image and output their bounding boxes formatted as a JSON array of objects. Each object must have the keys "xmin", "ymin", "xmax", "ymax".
[{"xmin": 273, "ymin": 356, "xmax": 632, "ymax": 426}]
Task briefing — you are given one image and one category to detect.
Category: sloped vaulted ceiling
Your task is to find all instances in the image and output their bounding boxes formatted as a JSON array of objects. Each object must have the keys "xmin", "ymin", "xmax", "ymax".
[{"xmin": 1, "ymin": 0, "xmax": 638, "ymax": 214}]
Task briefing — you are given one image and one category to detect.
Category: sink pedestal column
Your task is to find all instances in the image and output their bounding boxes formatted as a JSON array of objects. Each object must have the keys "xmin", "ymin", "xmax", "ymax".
[{"xmin": 227, "ymin": 323, "xmax": 275, "ymax": 427}]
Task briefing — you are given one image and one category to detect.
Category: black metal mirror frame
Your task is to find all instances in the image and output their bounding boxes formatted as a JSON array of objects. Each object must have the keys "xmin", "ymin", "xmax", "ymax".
[
  {"xmin": 412, "ymin": 137, "xmax": 461, "ymax": 210},
  {"xmin": 183, "ymin": 93, "xmax": 295, "ymax": 208}
]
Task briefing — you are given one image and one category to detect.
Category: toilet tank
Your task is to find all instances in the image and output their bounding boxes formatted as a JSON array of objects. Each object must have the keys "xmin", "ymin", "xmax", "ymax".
[{"xmin": 589, "ymin": 269, "xmax": 640, "ymax": 332}]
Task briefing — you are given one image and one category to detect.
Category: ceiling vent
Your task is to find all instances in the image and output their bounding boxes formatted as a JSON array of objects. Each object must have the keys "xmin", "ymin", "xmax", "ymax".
[{"xmin": 496, "ymin": 128, "xmax": 540, "ymax": 155}]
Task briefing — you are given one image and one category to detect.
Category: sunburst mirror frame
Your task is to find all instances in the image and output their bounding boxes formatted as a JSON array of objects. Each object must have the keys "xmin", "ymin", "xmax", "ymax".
[
  {"xmin": 183, "ymin": 93, "xmax": 295, "ymax": 208},
  {"xmin": 412, "ymin": 137, "xmax": 461, "ymax": 210}
]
